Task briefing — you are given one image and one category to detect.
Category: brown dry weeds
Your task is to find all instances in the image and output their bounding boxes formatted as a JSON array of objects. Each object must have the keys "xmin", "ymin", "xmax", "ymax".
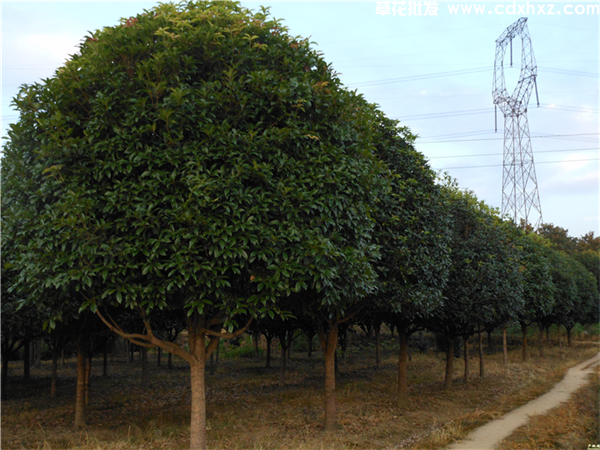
[{"xmin": 1, "ymin": 339, "xmax": 598, "ymax": 450}]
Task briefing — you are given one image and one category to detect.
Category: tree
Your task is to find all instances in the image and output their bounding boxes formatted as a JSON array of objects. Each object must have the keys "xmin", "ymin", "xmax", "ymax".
[
  {"xmin": 428, "ymin": 184, "xmax": 523, "ymax": 388},
  {"xmin": 515, "ymin": 233, "xmax": 555, "ymax": 361},
  {"xmin": 537, "ymin": 223, "xmax": 577, "ymax": 254},
  {"xmin": 5, "ymin": 2, "xmax": 384, "ymax": 448},
  {"xmin": 368, "ymin": 116, "xmax": 451, "ymax": 406}
]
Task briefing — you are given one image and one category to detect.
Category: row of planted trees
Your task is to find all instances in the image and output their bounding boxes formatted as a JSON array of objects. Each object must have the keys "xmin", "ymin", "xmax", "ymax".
[{"xmin": 1, "ymin": 2, "xmax": 598, "ymax": 449}]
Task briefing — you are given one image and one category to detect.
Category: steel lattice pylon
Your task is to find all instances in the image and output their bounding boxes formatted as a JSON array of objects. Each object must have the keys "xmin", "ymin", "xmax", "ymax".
[{"xmin": 493, "ymin": 17, "xmax": 543, "ymax": 229}]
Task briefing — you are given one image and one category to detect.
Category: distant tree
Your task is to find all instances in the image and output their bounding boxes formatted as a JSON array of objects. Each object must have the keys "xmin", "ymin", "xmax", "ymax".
[
  {"xmin": 559, "ymin": 256, "xmax": 599, "ymax": 345},
  {"xmin": 368, "ymin": 118, "xmax": 451, "ymax": 406},
  {"xmin": 573, "ymin": 250, "xmax": 600, "ymax": 292},
  {"xmin": 428, "ymin": 184, "xmax": 523, "ymax": 389},
  {"xmin": 575, "ymin": 231, "xmax": 600, "ymax": 253},
  {"xmin": 537, "ymin": 223, "xmax": 577, "ymax": 254},
  {"xmin": 515, "ymin": 233, "xmax": 555, "ymax": 361}
]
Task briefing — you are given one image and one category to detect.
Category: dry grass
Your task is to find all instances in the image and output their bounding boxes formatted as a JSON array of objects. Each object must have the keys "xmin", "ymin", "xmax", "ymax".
[
  {"xmin": 1, "ymin": 336, "xmax": 598, "ymax": 450},
  {"xmin": 497, "ymin": 366, "xmax": 600, "ymax": 450}
]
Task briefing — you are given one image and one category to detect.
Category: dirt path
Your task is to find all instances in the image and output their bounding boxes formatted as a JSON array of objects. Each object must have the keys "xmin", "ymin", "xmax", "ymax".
[{"xmin": 445, "ymin": 351, "xmax": 600, "ymax": 450}]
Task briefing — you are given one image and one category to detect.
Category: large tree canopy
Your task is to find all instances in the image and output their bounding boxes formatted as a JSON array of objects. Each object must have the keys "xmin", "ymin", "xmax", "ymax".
[{"xmin": 4, "ymin": 2, "xmax": 385, "ymax": 448}]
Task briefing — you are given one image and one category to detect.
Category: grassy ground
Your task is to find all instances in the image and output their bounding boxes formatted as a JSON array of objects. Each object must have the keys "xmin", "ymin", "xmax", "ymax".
[{"xmin": 1, "ymin": 335, "xmax": 598, "ymax": 449}]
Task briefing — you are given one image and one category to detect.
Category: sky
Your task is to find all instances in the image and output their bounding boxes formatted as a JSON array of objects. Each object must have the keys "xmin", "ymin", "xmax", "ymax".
[{"xmin": 2, "ymin": 1, "xmax": 599, "ymax": 238}]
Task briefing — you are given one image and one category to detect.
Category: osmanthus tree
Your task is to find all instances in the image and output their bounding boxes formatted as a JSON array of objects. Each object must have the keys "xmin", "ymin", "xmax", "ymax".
[
  {"xmin": 427, "ymin": 183, "xmax": 523, "ymax": 389},
  {"xmin": 556, "ymin": 255, "xmax": 598, "ymax": 346},
  {"xmin": 5, "ymin": 2, "xmax": 385, "ymax": 448},
  {"xmin": 573, "ymin": 250, "xmax": 599, "ymax": 292},
  {"xmin": 515, "ymin": 233, "xmax": 555, "ymax": 361},
  {"xmin": 367, "ymin": 116, "xmax": 452, "ymax": 406}
]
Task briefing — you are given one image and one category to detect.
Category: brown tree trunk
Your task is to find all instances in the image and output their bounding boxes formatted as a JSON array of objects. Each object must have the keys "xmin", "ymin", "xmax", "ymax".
[
  {"xmin": 1, "ymin": 351, "xmax": 9, "ymax": 401},
  {"xmin": 463, "ymin": 336, "xmax": 469, "ymax": 383},
  {"xmin": 397, "ymin": 327, "xmax": 408, "ymax": 407},
  {"xmin": 103, "ymin": 346, "xmax": 108, "ymax": 377},
  {"xmin": 51, "ymin": 349, "xmax": 58, "ymax": 398},
  {"xmin": 319, "ymin": 323, "xmax": 339, "ymax": 433},
  {"xmin": 265, "ymin": 336, "xmax": 272, "ymax": 368},
  {"xmin": 567, "ymin": 327, "xmax": 572, "ymax": 346},
  {"xmin": 521, "ymin": 323, "xmax": 528, "ymax": 362},
  {"xmin": 85, "ymin": 354, "xmax": 92, "ymax": 406},
  {"xmin": 75, "ymin": 338, "xmax": 87, "ymax": 427},
  {"xmin": 538, "ymin": 323, "xmax": 545, "ymax": 357},
  {"xmin": 502, "ymin": 327, "xmax": 508, "ymax": 366},
  {"xmin": 307, "ymin": 332, "xmax": 314, "ymax": 359},
  {"xmin": 23, "ymin": 339, "xmax": 31, "ymax": 380},
  {"xmin": 254, "ymin": 333, "xmax": 260, "ymax": 358},
  {"xmin": 557, "ymin": 325, "xmax": 562, "ymax": 347},
  {"xmin": 375, "ymin": 323, "xmax": 381, "ymax": 368},
  {"xmin": 34, "ymin": 340, "xmax": 42, "ymax": 367},
  {"xmin": 188, "ymin": 320, "xmax": 207, "ymax": 450},
  {"xmin": 168, "ymin": 351, "xmax": 173, "ymax": 370},
  {"xmin": 61, "ymin": 349, "xmax": 66, "ymax": 368},
  {"xmin": 478, "ymin": 329, "xmax": 485, "ymax": 377},
  {"xmin": 157, "ymin": 347, "xmax": 162, "ymax": 367},
  {"xmin": 141, "ymin": 346, "xmax": 148, "ymax": 387},
  {"xmin": 279, "ymin": 340, "xmax": 287, "ymax": 388},
  {"xmin": 444, "ymin": 337, "xmax": 454, "ymax": 390}
]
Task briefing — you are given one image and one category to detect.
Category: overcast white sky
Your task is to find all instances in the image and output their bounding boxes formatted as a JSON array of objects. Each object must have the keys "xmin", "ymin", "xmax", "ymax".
[{"xmin": 2, "ymin": 1, "xmax": 598, "ymax": 238}]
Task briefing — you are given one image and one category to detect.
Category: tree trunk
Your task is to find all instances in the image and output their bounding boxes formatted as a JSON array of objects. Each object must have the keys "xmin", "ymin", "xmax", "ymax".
[
  {"xmin": 538, "ymin": 323, "xmax": 545, "ymax": 357},
  {"xmin": 478, "ymin": 329, "xmax": 485, "ymax": 377},
  {"xmin": 103, "ymin": 347, "xmax": 108, "ymax": 377},
  {"xmin": 157, "ymin": 347, "xmax": 162, "ymax": 367},
  {"xmin": 397, "ymin": 327, "xmax": 408, "ymax": 407},
  {"xmin": 557, "ymin": 325, "xmax": 562, "ymax": 347},
  {"xmin": 34, "ymin": 340, "xmax": 42, "ymax": 367},
  {"xmin": 545, "ymin": 325, "xmax": 550, "ymax": 347},
  {"xmin": 85, "ymin": 354, "xmax": 92, "ymax": 406},
  {"xmin": 61, "ymin": 349, "xmax": 66, "ymax": 368},
  {"xmin": 188, "ymin": 322, "xmax": 207, "ymax": 450},
  {"xmin": 75, "ymin": 339, "xmax": 87, "ymax": 427},
  {"xmin": 319, "ymin": 323, "xmax": 339, "ymax": 433},
  {"xmin": 168, "ymin": 351, "xmax": 173, "ymax": 370},
  {"xmin": 279, "ymin": 340, "xmax": 287, "ymax": 388},
  {"xmin": 444, "ymin": 337, "xmax": 454, "ymax": 390},
  {"xmin": 307, "ymin": 332, "xmax": 314, "ymax": 359},
  {"xmin": 265, "ymin": 336, "xmax": 272, "ymax": 368},
  {"xmin": 487, "ymin": 330, "xmax": 493, "ymax": 352},
  {"xmin": 375, "ymin": 323, "xmax": 381, "ymax": 368},
  {"xmin": 502, "ymin": 327, "xmax": 508, "ymax": 366},
  {"xmin": 463, "ymin": 335, "xmax": 469, "ymax": 383},
  {"xmin": 2, "ymin": 351, "xmax": 9, "ymax": 401},
  {"xmin": 51, "ymin": 349, "xmax": 58, "ymax": 398},
  {"xmin": 567, "ymin": 327, "xmax": 572, "ymax": 347},
  {"xmin": 23, "ymin": 339, "xmax": 31, "ymax": 380},
  {"xmin": 141, "ymin": 346, "xmax": 148, "ymax": 387},
  {"xmin": 521, "ymin": 323, "xmax": 528, "ymax": 362},
  {"xmin": 253, "ymin": 333, "xmax": 259, "ymax": 358}
]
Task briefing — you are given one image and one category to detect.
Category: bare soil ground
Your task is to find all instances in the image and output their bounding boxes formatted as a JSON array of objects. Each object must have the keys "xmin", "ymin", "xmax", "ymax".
[{"xmin": 2, "ymin": 339, "xmax": 598, "ymax": 449}]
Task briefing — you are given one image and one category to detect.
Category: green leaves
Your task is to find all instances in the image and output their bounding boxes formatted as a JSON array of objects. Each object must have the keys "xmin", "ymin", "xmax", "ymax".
[{"xmin": 4, "ymin": 0, "xmax": 385, "ymax": 331}]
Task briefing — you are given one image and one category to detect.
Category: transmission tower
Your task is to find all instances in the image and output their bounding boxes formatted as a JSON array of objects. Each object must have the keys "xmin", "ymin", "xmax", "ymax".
[{"xmin": 493, "ymin": 17, "xmax": 543, "ymax": 229}]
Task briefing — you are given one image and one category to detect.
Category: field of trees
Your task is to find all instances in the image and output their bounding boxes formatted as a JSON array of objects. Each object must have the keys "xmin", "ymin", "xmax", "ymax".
[
  {"xmin": 2, "ymin": 325, "xmax": 599, "ymax": 449},
  {"xmin": 2, "ymin": 2, "xmax": 599, "ymax": 450}
]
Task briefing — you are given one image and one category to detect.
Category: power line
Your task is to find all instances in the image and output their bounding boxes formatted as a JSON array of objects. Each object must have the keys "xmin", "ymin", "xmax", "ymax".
[
  {"xmin": 434, "ymin": 158, "xmax": 599, "ymax": 171},
  {"xmin": 428, "ymin": 147, "xmax": 599, "ymax": 159},
  {"xmin": 417, "ymin": 133, "xmax": 599, "ymax": 144},
  {"xmin": 348, "ymin": 67, "xmax": 490, "ymax": 88}
]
